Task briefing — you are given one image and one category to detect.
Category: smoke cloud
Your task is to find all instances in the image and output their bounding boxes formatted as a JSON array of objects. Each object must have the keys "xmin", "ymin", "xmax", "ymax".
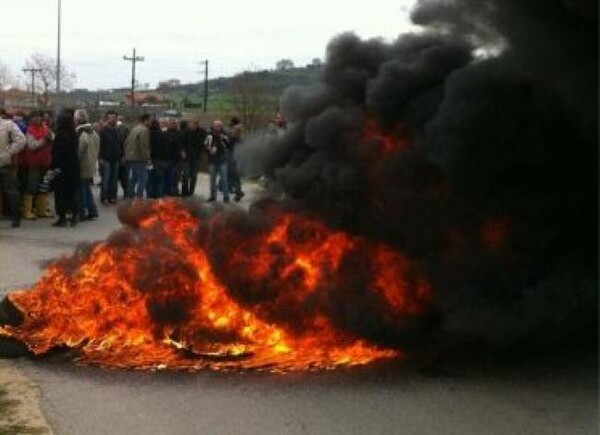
[{"xmin": 237, "ymin": 0, "xmax": 598, "ymax": 350}]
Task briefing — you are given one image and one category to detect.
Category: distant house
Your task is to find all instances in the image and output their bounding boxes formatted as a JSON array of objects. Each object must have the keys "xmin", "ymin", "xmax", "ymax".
[
  {"xmin": 158, "ymin": 79, "xmax": 182, "ymax": 89},
  {"xmin": 1, "ymin": 88, "xmax": 36, "ymax": 110},
  {"xmin": 98, "ymin": 101, "xmax": 121, "ymax": 107},
  {"xmin": 125, "ymin": 92, "xmax": 165, "ymax": 106}
]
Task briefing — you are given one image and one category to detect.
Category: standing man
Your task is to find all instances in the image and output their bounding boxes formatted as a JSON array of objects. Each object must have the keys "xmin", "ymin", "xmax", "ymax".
[
  {"xmin": 204, "ymin": 120, "xmax": 230, "ymax": 203},
  {"xmin": 116, "ymin": 115, "xmax": 130, "ymax": 198},
  {"xmin": 0, "ymin": 117, "xmax": 26, "ymax": 227},
  {"xmin": 181, "ymin": 120, "xmax": 206, "ymax": 196},
  {"xmin": 148, "ymin": 118, "xmax": 166, "ymax": 198},
  {"xmin": 51, "ymin": 109, "xmax": 80, "ymax": 227},
  {"xmin": 99, "ymin": 110, "xmax": 123, "ymax": 205},
  {"xmin": 163, "ymin": 118, "xmax": 184, "ymax": 196},
  {"xmin": 227, "ymin": 116, "xmax": 244, "ymax": 202},
  {"xmin": 123, "ymin": 113, "xmax": 151, "ymax": 199},
  {"xmin": 75, "ymin": 109, "xmax": 100, "ymax": 221}
]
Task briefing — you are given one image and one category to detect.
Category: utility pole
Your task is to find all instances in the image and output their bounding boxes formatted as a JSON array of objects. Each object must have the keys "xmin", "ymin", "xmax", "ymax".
[
  {"xmin": 123, "ymin": 48, "xmax": 144, "ymax": 111},
  {"xmin": 200, "ymin": 59, "xmax": 208, "ymax": 113},
  {"xmin": 22, "ymin": 67, "xmax": 42, "ymax": 107},
  {"xmin": 56, "ymin": 0, "xmax": 61, "ymax": 93}
]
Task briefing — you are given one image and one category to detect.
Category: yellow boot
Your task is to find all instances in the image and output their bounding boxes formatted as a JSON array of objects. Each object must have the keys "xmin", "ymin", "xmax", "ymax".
[
  {"xmin": 22, "ymin": 195, "xmax": 36, "ymax": 220},
  {"xmin": 35, "ymin": 193, "xmax": 54, "ymax": 218}
]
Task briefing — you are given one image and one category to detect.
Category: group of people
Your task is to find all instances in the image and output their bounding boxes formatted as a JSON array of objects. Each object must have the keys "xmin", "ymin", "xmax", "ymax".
[
  {"xmin": 125, "ymin": 114, "xmax": 245, "ymax": 203},
  {"xmin": 0, "ymin": 109, "xmax": 246, "ymax": 228}
]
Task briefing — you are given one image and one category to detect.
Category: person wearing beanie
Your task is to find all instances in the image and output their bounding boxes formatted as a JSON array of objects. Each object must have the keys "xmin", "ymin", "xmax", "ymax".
[
  {"xmin": 50, "ymin": 110, "xmax": 80, "ymax": 227},
  {"xmin": 75, "ymin": 109, "xmax": 100, "ymax": 221}
]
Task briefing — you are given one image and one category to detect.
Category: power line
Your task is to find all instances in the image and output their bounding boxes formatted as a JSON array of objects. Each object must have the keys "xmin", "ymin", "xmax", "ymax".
[
  {"xmin": 22, "ymin": 67, "xmax": 42, "ymax": 106},
  {"xmin": 199, "ymin": 59, "xmax": 208, "ymax": 113},
  {"xmin": 123, "ymin": 48, "xmax": 145, "ymax": 110},
  {"xmin": 56, "ymin": 0, "xmax": 61, "ymax": 93}
]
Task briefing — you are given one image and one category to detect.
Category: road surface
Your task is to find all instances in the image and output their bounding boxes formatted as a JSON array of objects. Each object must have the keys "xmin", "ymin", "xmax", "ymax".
[{"xmin": 0, "ymin": 175, "xmax": 597, "ymax": 435}]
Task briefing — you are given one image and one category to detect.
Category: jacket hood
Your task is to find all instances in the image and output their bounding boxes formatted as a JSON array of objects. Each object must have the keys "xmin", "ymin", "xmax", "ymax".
[{"xmin": 76, "ymin": 123, "xmax": 93, "ymax": 134}]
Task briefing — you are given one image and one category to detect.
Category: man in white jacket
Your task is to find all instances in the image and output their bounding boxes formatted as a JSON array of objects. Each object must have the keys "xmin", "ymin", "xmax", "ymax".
[{"xmin": 0, "ymin": 117, "xmax": 26, "ymax": 227}]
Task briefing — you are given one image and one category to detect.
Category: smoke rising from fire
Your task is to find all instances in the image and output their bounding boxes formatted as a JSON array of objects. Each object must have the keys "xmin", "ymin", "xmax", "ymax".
[
  {"xmin": 1, "ymin": 1, "xmax": 596, "ymax": 369},
  {"xmin": 238, "ymin": 0, "xmax": 597, "ymax": 349}
]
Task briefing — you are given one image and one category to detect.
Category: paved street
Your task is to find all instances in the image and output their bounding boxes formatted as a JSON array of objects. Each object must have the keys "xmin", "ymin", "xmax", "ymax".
[{"xmin": 0, "ymin": 175, "xmax": 597, "ymax": 435}]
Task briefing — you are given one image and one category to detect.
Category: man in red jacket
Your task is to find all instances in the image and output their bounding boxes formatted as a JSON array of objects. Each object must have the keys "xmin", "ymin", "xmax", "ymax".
[{"xmin": 22, "ymin": 111, "xmax": 54, "ymax": 219}]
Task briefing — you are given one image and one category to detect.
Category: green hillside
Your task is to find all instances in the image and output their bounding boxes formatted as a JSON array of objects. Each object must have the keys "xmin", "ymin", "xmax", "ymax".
[{"xmin": 69, "ymin": 65, "xmax": 321, "ymax": 127}]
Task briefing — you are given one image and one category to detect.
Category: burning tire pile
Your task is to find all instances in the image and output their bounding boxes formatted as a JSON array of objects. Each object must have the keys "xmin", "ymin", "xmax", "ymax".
[{"xmin": 0, "ymin": 0, "xmax": 596, "ymax": 372}]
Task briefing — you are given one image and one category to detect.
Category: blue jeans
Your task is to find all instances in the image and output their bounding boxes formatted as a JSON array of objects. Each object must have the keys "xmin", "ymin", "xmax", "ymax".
[
  {"xmin": 100, "ymin": 160, "xmax": 119, "ymax": 201},
  {"xmin": 209, "ymin": 159, "xmax": 228, "ymax": 201},
  {"xmin": 126, "ymin": 161, "xmax": 148, "ymax": 199},
  {"xmin": 78, "ymin": 179, "xmax": 97, "ymax": 217}
]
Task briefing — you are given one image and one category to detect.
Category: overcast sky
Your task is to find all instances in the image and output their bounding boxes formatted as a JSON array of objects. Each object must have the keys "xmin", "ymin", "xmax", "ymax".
[{"xmin": 0, "ymin": 0, "xmax": 415, "ymax": 90}]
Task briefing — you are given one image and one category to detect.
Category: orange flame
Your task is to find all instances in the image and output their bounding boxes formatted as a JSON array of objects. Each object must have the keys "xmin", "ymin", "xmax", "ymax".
[
  {"xmin": 362, "ymin": 117, "xmax": 408, "ymax": 155},
  {"xmin": 481, "ymin": 217, "xmax": 511, "ymax": 251},
  {"xmin": 0, "ymin": 200, "xmax": 432, "ymax": 372}
]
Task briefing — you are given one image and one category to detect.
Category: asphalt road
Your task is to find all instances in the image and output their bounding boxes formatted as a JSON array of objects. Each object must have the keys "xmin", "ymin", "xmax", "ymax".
[{"xmin": 0, "ymin": 175, "xmax": 597, "ymax": 435}]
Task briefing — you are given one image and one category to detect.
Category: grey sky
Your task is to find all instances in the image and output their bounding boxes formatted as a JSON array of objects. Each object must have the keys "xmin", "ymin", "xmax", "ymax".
[{"xmin": 0, "ymin": 0, "xmax": 415, "ymax": 90}]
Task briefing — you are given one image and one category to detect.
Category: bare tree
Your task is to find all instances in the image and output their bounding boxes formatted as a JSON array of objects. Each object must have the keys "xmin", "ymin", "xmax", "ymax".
[
  {"xmin": 230, "ymin": 71, "xmax": 277, "ymax": 131},
  {"xmin": 275, "ymin": 59, "xmax": 295, "ymax": 71},
  {"xmin": 25, "ymin": 53, "xmax": 76, "ymax": 105},
  {"xmin": 0, "ymin": 60, "xmax": 14, "ymax": 107}
]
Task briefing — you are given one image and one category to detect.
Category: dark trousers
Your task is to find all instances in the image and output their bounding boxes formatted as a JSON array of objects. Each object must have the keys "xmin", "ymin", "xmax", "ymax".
[
  {"xmin": 149, "ymin": 160, "xmax": 169, "ymax": 198},
  {"xmin": 100, "ymin": 160, "xmax": 119, "ymax": 201},
  {"xmin": 24, "ymin": 168, "xmax": 44, "ymax": 195},
  {"xmin": 54, "ymin": 180, "xmax": 78, "ymax": 219},
  {"xmin": 227, "ymin": 153, "xmax": 243, "ymax": 195},
  {"xmin": 181, "ymin": 160, "xmax": 199, "ymax": 197},
  {"xmin": 165, "ymin": 161, "xmax": 176, "ymax": 196},
  {"xmin": 78, "ymin": 178, "xmax": 98, "ymax": 217},
  {"xmin": 0, "ymin": 166, "xmax": 21, "ymax": 223}
]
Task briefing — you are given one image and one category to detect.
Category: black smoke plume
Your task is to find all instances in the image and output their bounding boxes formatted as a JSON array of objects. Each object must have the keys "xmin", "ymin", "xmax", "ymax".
[{"xmin": 238, "ymin": 0, "xmax": 598, "ymax": 351}]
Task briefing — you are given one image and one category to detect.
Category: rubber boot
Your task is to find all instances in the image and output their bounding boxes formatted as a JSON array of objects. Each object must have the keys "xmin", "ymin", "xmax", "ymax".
[
  {"xmin": 35, "ymin": 193, "xmax": 54, "ymax": 218},
  {"xmin": 22, "ymin": 195, "xmax": 36, "ymax": 220}
]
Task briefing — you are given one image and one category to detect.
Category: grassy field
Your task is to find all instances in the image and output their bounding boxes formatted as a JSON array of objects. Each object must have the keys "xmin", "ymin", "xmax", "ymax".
[{"xmin": 67, "ymin": 65, "xmax": 320, "ymax": 127}]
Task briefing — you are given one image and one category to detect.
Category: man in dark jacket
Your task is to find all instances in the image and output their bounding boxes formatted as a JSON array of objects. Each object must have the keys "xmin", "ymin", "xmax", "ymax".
[
  {"xmin": 98, "ymin": 110, "xmax": 124, "ymax": 205},
  {"xmin": 181, "ymin": 120, "xmax": 206, "ymax": 196},
  {"xmin": 148, "ymin": 118, "xmax": 166, "ymax": 198},
  {"xmin": 116, "ymin": 116, "xmax": 130, "ymax": 198},
  {"xmin": 51, "ymin": 109, "xmax": 80, "ymax": 227},
  {"xmin": 163, "ymin": 118, "xmax": 184, "ymax": 196}
]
